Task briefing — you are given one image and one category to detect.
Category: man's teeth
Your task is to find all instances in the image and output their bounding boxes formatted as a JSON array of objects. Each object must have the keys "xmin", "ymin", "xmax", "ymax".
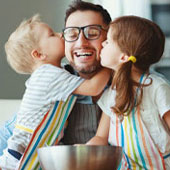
[{"xmin": 75, "ymin": 52, "xmax": 92, "ymax": 57}]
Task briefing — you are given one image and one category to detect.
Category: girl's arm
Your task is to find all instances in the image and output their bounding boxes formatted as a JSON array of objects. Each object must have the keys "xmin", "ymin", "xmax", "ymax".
[
  {"xmin": 163, "ymin": 110, "xmax": 170, "ymax": 130},
  {"xmin": 73, "ymin": 68, "xmax": 111, "ymax": 96},
  {"xmin": 86, "ymin": 112, "xmax": 110, "ymax": 145}
]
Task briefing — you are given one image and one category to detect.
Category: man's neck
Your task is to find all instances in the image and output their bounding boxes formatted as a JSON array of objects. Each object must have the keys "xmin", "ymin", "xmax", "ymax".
[
  {"xmin": 78, "ymin": 71, "xmax": 97, "ymax": 79},
  {"xmin": 78, "ymin": 70, "xmax": 103, "ymax": 103}
]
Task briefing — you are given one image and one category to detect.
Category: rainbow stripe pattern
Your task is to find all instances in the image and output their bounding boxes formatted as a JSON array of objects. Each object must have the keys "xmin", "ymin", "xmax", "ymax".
[
  {"xmin": 114, "ymin": 106, "xmax": 166, "ymax": 170},
  {"xmin": 18, "ymin": 95, "xmax": 77, "ymax": 170}
]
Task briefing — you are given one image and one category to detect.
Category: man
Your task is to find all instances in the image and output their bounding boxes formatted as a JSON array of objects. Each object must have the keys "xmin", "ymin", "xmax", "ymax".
[
  {"xmin": 0, "ymin": 0, "xmax": 111, "ymax": 152},
  {"xmin": 61, "ymin": 0, "xmax": 111, "ymax": 144}
]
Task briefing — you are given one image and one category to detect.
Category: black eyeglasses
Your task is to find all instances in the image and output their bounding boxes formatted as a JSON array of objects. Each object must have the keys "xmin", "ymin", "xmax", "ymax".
[{"xmin": 62, "ymin": 24, "xmax": 107, "ymax": 42}]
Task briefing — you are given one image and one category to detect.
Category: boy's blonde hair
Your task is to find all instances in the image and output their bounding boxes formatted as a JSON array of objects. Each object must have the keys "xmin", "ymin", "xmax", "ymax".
[{"xmin": 5, "ymin": 14, "xmax": 41, "ymax": 74}]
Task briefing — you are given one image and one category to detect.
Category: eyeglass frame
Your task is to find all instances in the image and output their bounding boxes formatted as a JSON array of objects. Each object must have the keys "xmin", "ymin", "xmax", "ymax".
[{"xmin": 62, "ymin": 24, "xmax": 108, "ymax": 42}]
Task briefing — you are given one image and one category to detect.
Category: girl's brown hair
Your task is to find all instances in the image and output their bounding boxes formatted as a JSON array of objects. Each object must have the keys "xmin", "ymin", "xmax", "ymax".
[{"xmin": 110, "ymin": 15, "xmax": 165, "ymax": 116}]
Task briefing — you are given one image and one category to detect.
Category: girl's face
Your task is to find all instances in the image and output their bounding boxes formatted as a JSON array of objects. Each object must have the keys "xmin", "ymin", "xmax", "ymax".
[{"xmin": 100, "ymin": 28, "xmax": 124, "ymax": 71}]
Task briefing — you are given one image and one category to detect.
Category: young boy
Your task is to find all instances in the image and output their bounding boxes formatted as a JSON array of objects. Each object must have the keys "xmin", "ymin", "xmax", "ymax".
[{"xmin": 0, "ymin": 14, "xmax": 110, "ymax": 169}]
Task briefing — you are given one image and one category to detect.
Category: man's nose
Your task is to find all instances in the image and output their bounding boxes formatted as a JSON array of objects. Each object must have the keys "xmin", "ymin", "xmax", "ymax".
[{"xmin": 76, "ymin": 31, "xmax": 89, "ymax": 46}]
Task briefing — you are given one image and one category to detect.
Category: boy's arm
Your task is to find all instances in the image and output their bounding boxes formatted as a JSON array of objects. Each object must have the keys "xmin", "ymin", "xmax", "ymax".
[
  {"xmin": 73, "ymin": 68, "xmax": 111, "ymax": 96},
  {"xmin": 86, "ymin": 112, "xmax": 110, "ymax": 145}
]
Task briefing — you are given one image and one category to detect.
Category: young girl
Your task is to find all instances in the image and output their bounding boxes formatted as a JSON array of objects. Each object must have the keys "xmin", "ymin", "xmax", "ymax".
[{"xmin": 87, "ymin": 15, "xmax": 170, "ymax": 170}]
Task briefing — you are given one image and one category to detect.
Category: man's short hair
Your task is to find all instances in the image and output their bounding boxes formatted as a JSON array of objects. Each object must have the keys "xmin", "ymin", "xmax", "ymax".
[{"xmin": 65, "ymin": 0, "xmax": 111, "ymax": 26}]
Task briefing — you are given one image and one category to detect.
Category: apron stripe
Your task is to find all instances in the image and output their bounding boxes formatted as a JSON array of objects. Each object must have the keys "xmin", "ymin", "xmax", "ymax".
[
  {"xmin": 15, "ymin": 125, "xmax": 34, "ymax": 133},
  {"xmin": 116, "ymin": 117, "xmax": 119, "ymax": 145},
  {"xmin": 117, "ymin": 117, "xmax": 129, "ymax": 170},
  {"xmin": 47, "ymin": 98, "xmax": 70, "ymax": 145},
  {"xmin": 132, "ymin": 108, "xmax": 147, "ymax": 169},
  {"xmin": 121, "ymin": 123, "xmax": 124, "ymax": 147},
  {"xmin": 164, "ymin": 153, "xmax": 170, "ymax": 159},
  {"xmin": 22, "ymin": 101, "xmax": 61, "ymax": 170},
  {"xmin": 158, "ymin": 150, "xmax": 166, "ymax": 170},
  {"xmin": 18, "ymin": 95, "xmax": 77, "ymax": 170},
  {"xmin": 27, "ymin": 98, "xmax": 72, "ymax": 169},
  {"xmin": 27, "ymin": 101, "xmax": 64, "ymax": 169},
  {"xmin": 121, "ymin": 122, "xmax": 131, "ymax": 169},
  {"xmin": 116, "ymin": 117, "xmax": 122, "ymax": 170},
  {"xmin": 148, "ymin": 135, "xmax": 161, "ymax": 169},
  {"xmin": 137, "ymin": 106, "xmax": 166, "ymax": 170},
  {"xmin": 20, "ymin": 107, "xmax": 50, "ymax": 167},
  {"xmin": 137, "ymin": 107, "xmax": 154, "ymax": 170},
  {"xmin": 124, "ymin": 118, "xmax": 131, "ymax": 159},
  {"xmin": 128, "ymin": 116, "xmax": 139, "ymax": 169},
  {"xmin": 118, "ymin": 153, "xmax": 128, "ymax": 170},
  {"xmin": 124, "ymin": 151, "xmax": 132, "ymax": 169}
]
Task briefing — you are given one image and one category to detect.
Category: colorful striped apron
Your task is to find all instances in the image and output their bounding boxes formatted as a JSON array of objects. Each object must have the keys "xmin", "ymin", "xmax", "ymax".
[
  {"xmin": 113, "ymin": 107, "xmax": 167, "ymax": 170},
  {"xmin": 109, "ymin": 74, "xmax": 167, "ymax": 170},
  {"xmin": 17, "ymin": 95, "xmax": 77, "ymax": 170}
]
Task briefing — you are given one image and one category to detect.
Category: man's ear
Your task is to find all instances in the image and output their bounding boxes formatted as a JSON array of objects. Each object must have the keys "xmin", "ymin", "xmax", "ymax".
[
  {"xmin": 120, "ymin": 54, "xmax": 129, "ymax": 64},
  {"xmin": 31, "ymin": 50, "xmax": 46, "ymax": 60}
]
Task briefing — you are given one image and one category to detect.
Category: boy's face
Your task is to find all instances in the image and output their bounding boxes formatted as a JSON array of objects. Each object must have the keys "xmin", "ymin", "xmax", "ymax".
[
  {"xmin": 34, "ymin": 23, "xmax": 64, "ymax": 65},
  {"xmin": 64, "ymin": 10, "xmax": 107, "ymax": 77}
]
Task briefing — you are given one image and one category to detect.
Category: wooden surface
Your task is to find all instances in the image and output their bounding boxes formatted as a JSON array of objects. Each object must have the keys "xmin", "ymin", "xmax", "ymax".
[{"xmin": 38, "ymin": 145, "xmax": 122, "ymax": 170}]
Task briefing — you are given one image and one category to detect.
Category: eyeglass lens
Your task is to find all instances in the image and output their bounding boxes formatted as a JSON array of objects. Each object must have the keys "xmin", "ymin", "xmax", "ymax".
[
  {"xmin": 84, "ymin": 26, "xmax": 101, "ymax": 40},
  {"xmin": 63, "ymin": 25, "xmax": 102, "ymax": 42}
]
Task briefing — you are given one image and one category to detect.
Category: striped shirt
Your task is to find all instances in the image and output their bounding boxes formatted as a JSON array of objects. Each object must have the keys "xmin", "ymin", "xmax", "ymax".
[{"xmin": 8, "ymin": 64, "xmax": 84, "ymax": 153}]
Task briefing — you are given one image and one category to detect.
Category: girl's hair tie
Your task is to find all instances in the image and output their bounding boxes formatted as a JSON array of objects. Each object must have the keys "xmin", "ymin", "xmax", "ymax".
[{"xmin": 128, "ymin": 55, "xmax": 136, "ymax": 63}]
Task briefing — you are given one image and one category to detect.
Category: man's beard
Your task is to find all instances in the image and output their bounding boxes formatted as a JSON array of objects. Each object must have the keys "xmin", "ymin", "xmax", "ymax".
[{"xmin": 70, "ymin": 60, "xmax": 101, "ymax": 74}]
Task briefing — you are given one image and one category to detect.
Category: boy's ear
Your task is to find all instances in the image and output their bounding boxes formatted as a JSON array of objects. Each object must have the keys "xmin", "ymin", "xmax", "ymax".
[
  {"xmin": 120, "ymin": 54, "xmax": 129, "ymax": 63},
  {"xmin": 31, "ymin": 49, "xmax": 40, "ymax": 59},
  {"xmin": 31, "ymin": 50, "xmax": 46, "ymax": 60}
]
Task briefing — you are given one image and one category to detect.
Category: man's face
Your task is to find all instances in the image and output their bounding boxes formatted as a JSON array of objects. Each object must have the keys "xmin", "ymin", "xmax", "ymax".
[{"xmin": 65, "ymin": 10, "xmax": 107, "ymax": 77}]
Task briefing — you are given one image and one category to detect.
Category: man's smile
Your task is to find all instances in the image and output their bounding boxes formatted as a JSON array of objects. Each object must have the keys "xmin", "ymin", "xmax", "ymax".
[{"xmin": 74, "ymin": 52, "xmax": 93, "ymax": 57}]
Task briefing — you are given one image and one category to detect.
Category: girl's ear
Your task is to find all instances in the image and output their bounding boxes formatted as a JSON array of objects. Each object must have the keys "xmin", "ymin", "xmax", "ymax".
[
  {"xmin": 31, "ymin": 50, "xmax": 46, "ymax": 60},
  {"xmin": 120, "ymin": 54, "xmax": 129, "ymax": 63}
]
